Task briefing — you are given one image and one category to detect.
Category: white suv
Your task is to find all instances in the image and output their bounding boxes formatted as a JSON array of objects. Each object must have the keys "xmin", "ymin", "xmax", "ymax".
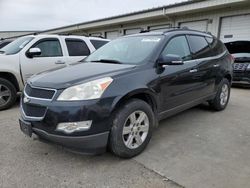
[{"xmin": 0, "ymin": 34, "xmax": 109, "ymax": 110}]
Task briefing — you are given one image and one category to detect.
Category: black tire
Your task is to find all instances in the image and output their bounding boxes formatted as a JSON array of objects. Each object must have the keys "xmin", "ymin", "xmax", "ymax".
[
  {"xmin": 0, "ymin": 78, "xmax": 17, "ymax": 111},
  {"xmin": 109, "ymin": 99, "xmax": 155, "ymax": 158},
  {"xmin": 209, "ymin": 78, "xmax": 230, "ymax": 111}
]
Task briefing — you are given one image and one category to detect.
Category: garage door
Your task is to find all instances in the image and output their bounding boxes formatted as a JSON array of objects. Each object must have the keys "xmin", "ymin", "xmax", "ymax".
[
  {"xmin": 125, "ymin": 28, "xmax": 142, "ymax": 35},
  {"xmin": 179, "ymin": 20, "xmax": 208, "ymax": 32},
  {"xmin": 89, "ymin": 32, "xmax": 102, "ymax": 37},
  {"xmin": 149, "ymin": 24, "xmax": 171, "ymax": 32},
  {"xmin": 105, "ymin": 31, "xmax": 119, "ymax": 40},
  {"xmin": 219, "ymin": 14, "xmax": 250, "ymax": 43}
]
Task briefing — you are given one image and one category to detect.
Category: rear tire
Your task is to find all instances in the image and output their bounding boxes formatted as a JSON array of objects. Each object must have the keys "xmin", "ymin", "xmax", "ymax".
[
  {"xmin": 109, "ymin": 99, "xmax": 155, "ymax": 158},
  {"xmin": 209, "ymin": 78, "xmax": 230, "ymax": 111},
  {"xmin": 0, "ymin": 78, "xmax": 17, "ymax": 111}
]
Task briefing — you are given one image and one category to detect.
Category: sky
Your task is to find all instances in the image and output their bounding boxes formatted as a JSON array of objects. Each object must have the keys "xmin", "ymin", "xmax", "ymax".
[{"xmin": 0, "ymin": 0, "xmax": 186, "ymax": 31}]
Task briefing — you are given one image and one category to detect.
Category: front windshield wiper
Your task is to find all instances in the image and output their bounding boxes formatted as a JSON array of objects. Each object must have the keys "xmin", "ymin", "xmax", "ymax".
[
  {"xmin": 90, "ymin": 59, "xmax": 122, "ymax": 64},
  {"xmin": 0, "ymin": 50, "xmax": 5, "ymax": 54}
]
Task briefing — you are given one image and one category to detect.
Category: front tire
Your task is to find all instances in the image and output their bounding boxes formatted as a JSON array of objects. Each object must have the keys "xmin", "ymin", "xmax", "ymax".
[
  {"xmin": 209, "ymin": 78, "xmax": 230, "ymax": 111},
  {"xmin": 0, "ymin": 78, "xmax": 17, "ymax": 111},
  {"xmin": 109, "ymin": 99, "xmax": 155, "ymax": 158}
]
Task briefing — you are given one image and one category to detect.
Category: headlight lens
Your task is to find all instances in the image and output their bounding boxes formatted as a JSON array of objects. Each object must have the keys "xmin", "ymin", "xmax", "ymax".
[{"xmin": 57, "ymin": 77, "xmax": 113, "ymax": 101}]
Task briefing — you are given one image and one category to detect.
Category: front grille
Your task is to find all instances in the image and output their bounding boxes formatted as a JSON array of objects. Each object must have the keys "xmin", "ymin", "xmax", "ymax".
[
  {"xmin": 21, "ymin": 102, "xmax": 47, "ymax": 118},
  {"xmin": 25, "ymin": 84, "xmax": 55, "ymax": 100},
  {"xmin": 233, "ymin": 63, "xmax": 249, "ymax": 72}
]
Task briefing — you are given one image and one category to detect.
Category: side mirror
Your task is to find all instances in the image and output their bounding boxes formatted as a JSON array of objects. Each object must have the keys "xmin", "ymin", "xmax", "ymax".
[
  {"xmin": 158, "ymin": 54, "xmax": 184, "ymax": 67},
  {"xmin": 26, "ymin": 48, "xmax": 41, "ymax": 58}
]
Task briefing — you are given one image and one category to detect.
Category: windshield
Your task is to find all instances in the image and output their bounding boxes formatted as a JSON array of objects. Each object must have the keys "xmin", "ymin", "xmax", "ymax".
[
  {"xmin": 225, "ymin": 41, "xmax": 250, "ymax": 58},
  {"xmin": 1, "ymin": 36, "xmax": 34, "ymax": 55},
  {"xmin": 85, "ymin": 36, "xmax": 163, "ymax": 64}
]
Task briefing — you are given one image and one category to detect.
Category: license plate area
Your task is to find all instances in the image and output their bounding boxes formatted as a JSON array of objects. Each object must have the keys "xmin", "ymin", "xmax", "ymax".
[{"xmin": 19, "ymin": 119, "xmax": 32, "ymax": 137}]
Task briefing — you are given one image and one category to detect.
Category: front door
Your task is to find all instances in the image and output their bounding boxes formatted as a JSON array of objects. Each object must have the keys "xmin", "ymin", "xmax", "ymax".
[
  {"xmin": 158, "ymin": 35, "xmax": 201, "ymax": 113},
  {"xmin": 20, "ymin": 38, "xmax": 66, "ymax": 83}
]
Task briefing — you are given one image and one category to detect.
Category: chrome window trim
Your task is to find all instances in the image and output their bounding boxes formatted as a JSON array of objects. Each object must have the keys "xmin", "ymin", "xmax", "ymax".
[{"xmin": 183, "ymin": 50, "xmax": 228, "ymax": 64}]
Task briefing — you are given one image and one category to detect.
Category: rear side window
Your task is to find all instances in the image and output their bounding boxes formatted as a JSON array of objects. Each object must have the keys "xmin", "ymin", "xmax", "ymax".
[
  {"xmin": 33, "ymin": 39, "xmax": 62, "ymax": 57},
  {"xmin": 162, "ymin": 36, "xmax": 192, "ymax": 61},
  {"xmin": 90, "ymin": 40, "xmax": 109, "ymax": 49},
  {"xmin": 187, "ymin": 35, "xmax": 211, "ymax": 59},
  {"xmin": 65, "ymin": 39, "xmax": 90, "ymax": 56},
  {"xmin": 207, "ymin": 37, "xmax": 227, "ymax": 56}
]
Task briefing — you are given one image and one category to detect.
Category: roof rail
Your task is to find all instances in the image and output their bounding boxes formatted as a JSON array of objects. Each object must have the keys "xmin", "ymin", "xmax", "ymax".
[{"xmin": 139, "ymin": 26, "xmax": 190, "ymax": 34}]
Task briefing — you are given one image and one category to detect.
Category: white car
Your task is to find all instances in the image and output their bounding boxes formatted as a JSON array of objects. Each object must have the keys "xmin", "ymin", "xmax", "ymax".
[{"xmin": 0, "ymin": 34, "xmax": 109, "ymax": 110}]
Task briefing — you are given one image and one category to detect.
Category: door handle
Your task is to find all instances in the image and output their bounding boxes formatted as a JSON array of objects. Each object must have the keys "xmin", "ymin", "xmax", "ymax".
[
  {"xmin": 55, "ymin": 60, "xmax": 66, "ymax": 65},
  {"xmin": 189, "ymin": 69, "xmax": 198, "ymax": 73},
  {"xmin": 213, "ymin": 64, "xmax": 220, "ymax": 68}
]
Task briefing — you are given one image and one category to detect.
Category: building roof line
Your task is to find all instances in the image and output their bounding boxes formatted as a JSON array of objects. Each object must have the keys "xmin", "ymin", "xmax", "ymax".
[{"xmin": 42, "ymin": 0, "xmax": 202, "ymax": 32}]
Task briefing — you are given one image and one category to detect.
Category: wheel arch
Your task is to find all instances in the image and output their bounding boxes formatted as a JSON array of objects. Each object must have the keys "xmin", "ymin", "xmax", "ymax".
[
  {"xmin": 111, "ymin": 89, "xmax": 158, "ymax": 115},
  {"xmin": 0, "ymin": 72, "xmax": 20, "ymax": 91},
  {"xmin": 224, "ymin": 73, "xmax": 232, "ymax": 84}
]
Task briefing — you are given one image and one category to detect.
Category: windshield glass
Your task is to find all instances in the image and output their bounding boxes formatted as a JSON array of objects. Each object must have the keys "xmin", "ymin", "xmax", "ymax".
[
  {"xmin": 1, "ymin": 36, "xmax": 34, "ymax": 55},
  {"xmin": 85, "ymin": 36, "xmax": 163, "ymax": 64}
]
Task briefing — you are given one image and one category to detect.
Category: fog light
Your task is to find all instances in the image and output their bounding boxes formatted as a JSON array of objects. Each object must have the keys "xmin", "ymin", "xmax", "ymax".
[{"xmin": 56, "ymin": 121, "xmax": 92, "ymax": 134}]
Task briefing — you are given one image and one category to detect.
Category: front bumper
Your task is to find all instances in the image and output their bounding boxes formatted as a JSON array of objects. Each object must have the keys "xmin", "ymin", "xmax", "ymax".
[
  {"xmin": 20, "ymin": 88, "xmax": 116, "ymax": 154},
  {"xmin": 34, "ymin": 127, "xmax": 109, "ymax": 154}
]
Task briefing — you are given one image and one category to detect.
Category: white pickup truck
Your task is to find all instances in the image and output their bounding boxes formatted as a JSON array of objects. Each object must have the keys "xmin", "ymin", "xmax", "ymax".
[{"xmin": 0, "ymin": 34, "xmax": 109, "ymax": 110}]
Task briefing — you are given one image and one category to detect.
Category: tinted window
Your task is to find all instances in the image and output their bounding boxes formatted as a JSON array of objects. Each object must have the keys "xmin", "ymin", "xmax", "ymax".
[
  {"xmin": 205, "ymin": 37, "xmax": 213, "ymax": 44},
  {"xmin": 33, "ymin": 39, "xmax": 62, "ymax": 57},
  {"xmin": 162, "ymin": 36, "xmax": 191, "ymax": 61},
  {"xmin": 187, "ymin": 35, "xmax": 211, "ymax": 59},
  {"xmin": 90, "ymin": 40, "xmax": 109, "ymax": 49},
  {"xmin": 66, "ymin": 39, "xmax": 90, "ymax": 56}
]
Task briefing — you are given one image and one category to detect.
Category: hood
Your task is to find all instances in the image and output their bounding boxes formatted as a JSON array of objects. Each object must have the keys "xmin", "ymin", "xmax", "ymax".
[
  {"xmin": 225, "ymin": 41, "xmax": 250, "ymax": 63},
  {"xmin": 29, "ymin": 62, "xmax": 136, "ymax": 89},
  {"xmin": 225, "ymin": 41, "xmax": 250, "ymax": 54}
]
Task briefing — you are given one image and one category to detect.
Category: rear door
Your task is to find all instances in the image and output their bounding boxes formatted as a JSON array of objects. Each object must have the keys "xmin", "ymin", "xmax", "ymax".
[
  {"xmin": 64, "ymin": 38, "xmax": 92, "ymax": 64},
  {"xmin": 20, "ymin": 37, "xmax": 66, "ymax": 82},
  {"xmin": 186, "ymin": 35, "xmax": 216, "ymax": 97},
  {"xmin": 158, "ymin": 35, "xmax": 201, "ymax": 112}
]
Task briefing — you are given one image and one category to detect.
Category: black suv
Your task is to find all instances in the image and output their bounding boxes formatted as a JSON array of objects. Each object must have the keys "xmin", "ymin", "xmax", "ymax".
[
  {"xmin": 225, "ymin": 41, "xmax": 250, "ymax": 85},
  {"xmin": 19, "ymin": 29, "xmax": 233, "ymax": 158}
]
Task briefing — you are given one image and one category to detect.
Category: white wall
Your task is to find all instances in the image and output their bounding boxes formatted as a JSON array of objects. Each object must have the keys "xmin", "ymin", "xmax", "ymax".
[{"xmin": 82, "ymin": 5, "xmax": 250, "ymax": 40}]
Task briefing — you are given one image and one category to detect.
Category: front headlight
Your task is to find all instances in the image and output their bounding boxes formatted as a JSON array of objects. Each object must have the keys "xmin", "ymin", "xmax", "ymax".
[{"xmin": 57, "ymin": 77, "xmax": 113, "ymax": 101}]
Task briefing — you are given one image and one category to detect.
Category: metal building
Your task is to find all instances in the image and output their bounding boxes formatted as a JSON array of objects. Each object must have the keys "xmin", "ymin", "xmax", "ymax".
[
  {"xmin": 0, "ymin": 31, "xmax": 36, "ymax": 39},
  {"xmin": 2, "ymin": 0, "xmax": 250, "ymax": 42}
]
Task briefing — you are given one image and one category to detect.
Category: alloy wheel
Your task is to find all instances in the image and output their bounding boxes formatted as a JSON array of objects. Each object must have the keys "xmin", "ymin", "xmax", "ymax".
[
  {"xmin": 122, "ymin": 111, "xmax": 149, "ymax": 149},
  {"xmin": 0, "ymin": 84, "xmax": 11, "ymax": 107},
  {"xmin": 220, "ymin": 84, "xmax": 229, "ymax": 106}
]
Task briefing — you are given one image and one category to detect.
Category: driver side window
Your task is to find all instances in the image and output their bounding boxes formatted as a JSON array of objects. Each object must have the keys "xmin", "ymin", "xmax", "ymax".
[
  {"xmin": 33, "ymin": 39, "xmax": 63, "ymax": 57},
  {"xmin": 162, "ymin": 36, "xmax": 191, "ymax": 61}
]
